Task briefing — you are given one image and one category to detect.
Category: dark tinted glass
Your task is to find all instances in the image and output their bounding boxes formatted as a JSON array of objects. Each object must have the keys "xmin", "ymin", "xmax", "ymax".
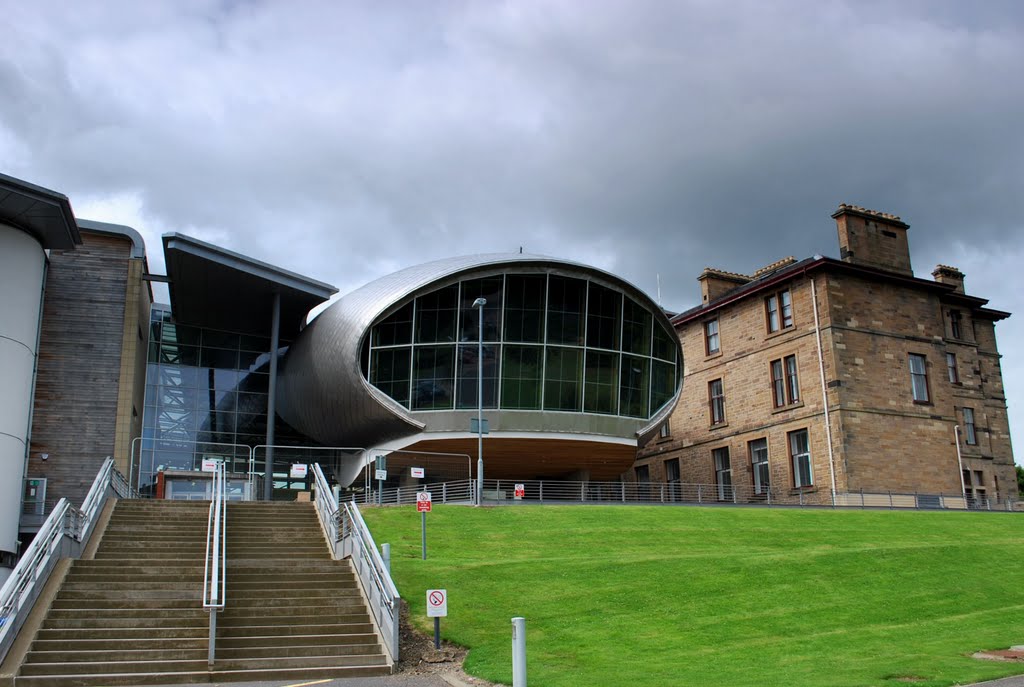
[
  {"xmin": 415, "ymin": 284, "xmax": 458, "ymax": 343},
  {"xmin": 503, "ymin": 274, "xmax": 546, "ymax": 343},
  {"xmin": 587, "ymin": 283, "xmax": 621, "ymax": 350},
  {"xmin": 546, "ymin": 276, "xmax": 586, "ymax": 346}
]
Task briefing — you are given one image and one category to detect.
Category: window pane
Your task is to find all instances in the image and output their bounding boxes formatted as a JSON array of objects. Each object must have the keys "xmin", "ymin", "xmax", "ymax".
[
  {"xmin": 544, "ymin": 346, "xmax": 583, "ymax": 411},
  {"xmin": 771, "ymin": 360, "xmax": 785, "ymax": 407},
  {"xmin": 412, "ymin": 345, "xmax": 455, "ymax": 410},
  {"xmin": 503, "ymin": 275, "xmax": 546, "ymax": 343},
  {"xmin": 653, "ymin": 322, "xmax": 677, "ymax": 362},
  {"xmin": 415, "ymin": 284, "xmax": 459, "ymax": 343},
  {"xmin": 369, "ymin": 347, "xmax": 411, "ymax": 407},
  {"xmin": 622, "ymin": 297, "xmax": 652, "ymax": 356},
  {"xmin": 459, "ymin": 277, "xmax": 503, "ymax": 342},
  {"xmin": 786, "ymin": 355, "xmax": 799, "ymax": 402},
  {"xmin": 501, "ymin": 345, "xmax": 543, "ymax": 409},
  {"xmin": 766, "ymin": 295, "xmax": 779, "ymax": 332},
  {"xmin": 547, "ymin": 276, "xmax": 586, "ymax": 345},
  {"xmin": 650, "ymin": 360, "xmax": 676, "ymax": 414},
  {"xmin": 584, "ymin": 350, "xmax": 619, "ymax": 414},
  {"xmin": 456, "ymin": 343, "xmax": 499, "ymax": 409},
  {"xmin": 620, "ymin": 355, "xmax": 650, "ymax": 418},
  {"xmin": 372, "ymin": 302, "xmax": 414, "ymax": 347},
  {"xmin": 704, "ymin": 320, "xmax": 719, "ymax": 355},
  {"xmin": 586, "ymin": 283, "xmax": 621, "ymax": 350},
  {"xmin": 665, "ymin": 458, "xmax": 680, "ymax": 482},
  {"xmin": 780, "ymin": 290, "xmax": 793, "ymax": 328},
  {"xmin": 909, "ymin": 354, "xmax": 929, "ymax": 402}
]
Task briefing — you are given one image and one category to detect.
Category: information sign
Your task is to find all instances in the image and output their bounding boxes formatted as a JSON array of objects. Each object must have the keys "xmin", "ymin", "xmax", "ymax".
[
  {"xmin": 289, "ymin": 463, "xmax": 308, "ymax": 479},
  {"xmin": 201, "ymin": 458, "xmax": 220, "ymax": 473},
  {"xmin": 514, "ymin": 483, "xmax": 525, "ymax": 499},
  {"xmin": 375, "ymin": 468, "xmax": 387, "ymax": 481},
  {"xmin": 411, "ymin": 467, "xmax": 425, "ymax": 478}
]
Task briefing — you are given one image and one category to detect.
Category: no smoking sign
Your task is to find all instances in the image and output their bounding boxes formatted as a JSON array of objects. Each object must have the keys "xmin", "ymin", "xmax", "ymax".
[{"xmin": 426, "ymin": 589, "xmax": 448, "ymax": 617}]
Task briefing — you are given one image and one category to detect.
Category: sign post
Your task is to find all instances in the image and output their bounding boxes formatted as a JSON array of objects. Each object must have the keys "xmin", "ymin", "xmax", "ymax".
[
  {"xmin": 375, "ymin": 455, "xmax": 386, "ymax": 505},
  {"xmin": 417, "ymin": 492, "xmax": 432, "ymax": 560},
  {"xmin": 426, "ymin": 589, "xmax": 447, "ymax": 650}
]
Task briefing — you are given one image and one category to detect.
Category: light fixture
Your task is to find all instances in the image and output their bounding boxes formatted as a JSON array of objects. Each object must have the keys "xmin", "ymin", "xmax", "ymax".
[{"xmin": 473, "ymin": 297, "xmax": 486, "ymax": 505}]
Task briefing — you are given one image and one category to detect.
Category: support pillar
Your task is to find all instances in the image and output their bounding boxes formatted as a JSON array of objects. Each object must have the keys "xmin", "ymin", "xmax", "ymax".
[{"xmin": 263, "ymin": 292, "xmax": 281, "ymax": 501}]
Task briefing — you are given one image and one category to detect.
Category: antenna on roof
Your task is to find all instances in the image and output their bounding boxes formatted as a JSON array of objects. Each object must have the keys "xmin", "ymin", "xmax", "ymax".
[{"xmin": 519, "ymin": 246, "xmax": 523, "ymax": 254}]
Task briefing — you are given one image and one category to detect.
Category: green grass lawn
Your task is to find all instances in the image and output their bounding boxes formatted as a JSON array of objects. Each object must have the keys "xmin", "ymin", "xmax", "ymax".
[{"xmin": 362, "ymin": 505, "xmax": 1024, "ymax": 687}]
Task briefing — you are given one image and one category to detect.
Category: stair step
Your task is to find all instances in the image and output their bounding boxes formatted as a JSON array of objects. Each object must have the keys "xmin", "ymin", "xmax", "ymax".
[
  {"xmin": 43, "ymin": 616, "xmax": 209, "ymax": 630},
  {"xmin": 219, "ymin": 622, "xmax": 375, "ymax": 637},
  {"xmin": 217, "ymin": 632, "xmax": 381, "ymax": 649},
  {"xmin": 12, "ymin": 664, "xmax": 390, "ymax": 687},
  {"xmin": 36, "ymin": 627, "xmax": 210, "ymax": 641}
]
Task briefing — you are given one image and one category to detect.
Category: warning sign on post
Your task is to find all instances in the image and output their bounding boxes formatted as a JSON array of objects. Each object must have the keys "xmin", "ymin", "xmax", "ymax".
[
  {"xmin": 426, "ymin": 589, "xmax": 448, "ymax": 617},
  {"xmin": 417, "ymin": 491, "xmax": 432, "ymax": 512},
  {"xmin": 514, "ymin": 483, "xmax": 525, "ymax": 499}
]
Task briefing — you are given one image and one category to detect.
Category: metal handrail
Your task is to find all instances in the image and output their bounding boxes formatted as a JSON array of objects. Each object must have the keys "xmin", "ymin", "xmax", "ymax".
[
  {"xmin": 342, "ymin": 502, "xmax": 400, "ymax": 609},
  {"xmin": 0, "ymin": 457, "xmax": 127, "ymax": 663},
  {"xmin": 317, "ymin": 463, "xmax": 400, "ymax": 663},
  {"xmin": 311, "ymin": 462, "xmax": 339, "ymax": 545},
  {"xmin": 202, "ymin": 461, "xmax": 227, "ymax": 665},
  {"xmin": 354, "ymin": 478, "xmax": 1019, "ymax": 512}
]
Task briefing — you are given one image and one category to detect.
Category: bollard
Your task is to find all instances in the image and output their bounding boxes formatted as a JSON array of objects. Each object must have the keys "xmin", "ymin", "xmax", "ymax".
[
  {"xmin": 382, "ymin": 543, "xmax": 391, "ymax": 574},
  {"xmin": 511, "ymin": 616, "xmax": 527, "ymax": 687}
]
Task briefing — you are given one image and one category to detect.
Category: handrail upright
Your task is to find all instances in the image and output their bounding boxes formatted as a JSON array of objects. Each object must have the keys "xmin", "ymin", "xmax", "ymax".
[{"xmin": 203, "ymin": 461, "xmax": 227, "ymax": 665}]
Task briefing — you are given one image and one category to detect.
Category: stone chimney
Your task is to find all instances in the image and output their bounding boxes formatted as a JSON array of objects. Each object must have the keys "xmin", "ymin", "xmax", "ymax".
[
  {"xmin": 832, "ymin": 204, "xmax": 912, "ymax": 276},
  {"xmin": 698, "ymin": 268, "xmax": 750, "ymax": 304},
  {"xmin": 932, "ymin": 264, "xmax": 965, "ymax": 293}
]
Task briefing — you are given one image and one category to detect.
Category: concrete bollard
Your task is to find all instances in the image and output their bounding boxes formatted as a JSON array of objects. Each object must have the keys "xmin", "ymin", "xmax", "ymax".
[{"xmin": 381, "ymin": 543, "xmax": 391, "ymax": 574}]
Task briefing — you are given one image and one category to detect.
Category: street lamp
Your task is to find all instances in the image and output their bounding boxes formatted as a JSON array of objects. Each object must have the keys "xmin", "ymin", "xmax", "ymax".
[{"xmin": 473, "ymin": 297, "xmax": 487, "ymax": 506}]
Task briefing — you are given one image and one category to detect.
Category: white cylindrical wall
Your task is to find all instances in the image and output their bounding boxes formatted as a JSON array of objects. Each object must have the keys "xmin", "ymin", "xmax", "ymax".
[{"xmin": 0, "ymin": 224, "xmax": 46, "ymax": 569}]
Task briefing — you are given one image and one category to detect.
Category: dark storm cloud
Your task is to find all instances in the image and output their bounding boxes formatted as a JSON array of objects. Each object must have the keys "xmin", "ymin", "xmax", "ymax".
[{"xmin": 2, "ymin": 0, "xmax": 1022, "ymax": 446}]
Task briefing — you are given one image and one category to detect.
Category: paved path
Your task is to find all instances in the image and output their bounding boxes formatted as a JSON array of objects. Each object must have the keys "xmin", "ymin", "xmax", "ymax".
[{"xmin": 131, "ymin": 674, "xmax": 476, "ymax": 687}]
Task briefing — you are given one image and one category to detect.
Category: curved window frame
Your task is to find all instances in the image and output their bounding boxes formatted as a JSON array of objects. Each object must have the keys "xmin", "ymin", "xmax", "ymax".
[{"xmin": 363, "ymin": 271, "xmax": 680, "ymax": 420}]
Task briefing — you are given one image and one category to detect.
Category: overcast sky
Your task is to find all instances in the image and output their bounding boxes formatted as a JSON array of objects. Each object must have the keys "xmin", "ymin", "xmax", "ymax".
[{"xmin": 3, "ymin": 1, "xmax": 1022, "ymax": 466}]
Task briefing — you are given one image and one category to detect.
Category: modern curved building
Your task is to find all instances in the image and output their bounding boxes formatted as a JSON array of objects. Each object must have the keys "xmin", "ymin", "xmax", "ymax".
[{"xmin": 278, "ymin": 254, "xmax": 682, "ymax": 482}]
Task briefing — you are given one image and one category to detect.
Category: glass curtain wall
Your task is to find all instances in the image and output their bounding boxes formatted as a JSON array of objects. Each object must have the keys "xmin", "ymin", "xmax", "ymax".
[
  {"xmin": 138, "ymin": 306, "xmax": 309, "ymax": 495},
  {"xmin": 365, "ymin": 273, "xmax": 680, "ymax": 421}
]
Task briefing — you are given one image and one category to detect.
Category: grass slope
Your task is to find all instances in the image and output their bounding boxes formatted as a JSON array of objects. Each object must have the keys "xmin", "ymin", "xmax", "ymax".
[{"xmin": 363, "ymin": 505, "xmax": 1024, "ymax": 687}]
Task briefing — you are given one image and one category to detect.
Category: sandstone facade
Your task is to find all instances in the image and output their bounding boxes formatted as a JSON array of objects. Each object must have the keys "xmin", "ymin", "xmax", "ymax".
[{"xmin": 634, "ymin": 205, "xmax": 1017, "ymax": 504}]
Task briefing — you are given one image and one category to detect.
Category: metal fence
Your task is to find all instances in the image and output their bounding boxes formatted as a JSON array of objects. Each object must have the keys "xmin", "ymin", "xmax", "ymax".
[{"xmin": 351, "ymin": 478, "xmax": 1020, "ymax": 512}]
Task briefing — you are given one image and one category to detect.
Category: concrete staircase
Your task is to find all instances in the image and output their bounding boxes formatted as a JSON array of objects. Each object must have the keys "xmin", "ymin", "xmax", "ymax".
[{"xmin": 13, "ymin": 499, "xmax": 391, "ymax": 685}]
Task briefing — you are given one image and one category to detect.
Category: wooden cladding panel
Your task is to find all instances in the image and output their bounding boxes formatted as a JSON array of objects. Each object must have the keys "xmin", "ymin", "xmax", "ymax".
[{"xmin": 27, "ymin": 233, "xmax": 132, "ymax": 508}]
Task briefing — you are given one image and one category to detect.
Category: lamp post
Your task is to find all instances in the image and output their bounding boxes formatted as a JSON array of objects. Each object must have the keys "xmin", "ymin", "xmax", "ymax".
[{"xmin": 473, "ymin": 297, "xmax": 487, "ymax": 506}]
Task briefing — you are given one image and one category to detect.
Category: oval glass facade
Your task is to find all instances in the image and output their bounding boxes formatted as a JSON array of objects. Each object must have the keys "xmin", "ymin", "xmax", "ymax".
[{"xmin": 361, "ymin": 273, "xmax": 679, "ymax": 419}]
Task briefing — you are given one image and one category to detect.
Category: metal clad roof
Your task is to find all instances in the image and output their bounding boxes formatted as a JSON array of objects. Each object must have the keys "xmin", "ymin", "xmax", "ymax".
[
  {"xmin": 277, "ymin": 253, "xmax": 683, "ymax": 448},
  {"xmin": 0, "ymin": 173, "xmax": 80, "ymax": 249},
  {"xmin": 162, "ymin": 233, "xmax": 337, "ymax": 339}
]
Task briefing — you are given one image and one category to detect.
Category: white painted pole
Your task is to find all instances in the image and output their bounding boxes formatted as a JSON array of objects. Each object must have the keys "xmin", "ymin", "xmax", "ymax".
[
  {"xmin": 512, "ymin": 616, "xmax": 527, "ymax": 687},
  {"xmin": 382, "ymin": 543, "xmax": 391, "ymax": 574}
]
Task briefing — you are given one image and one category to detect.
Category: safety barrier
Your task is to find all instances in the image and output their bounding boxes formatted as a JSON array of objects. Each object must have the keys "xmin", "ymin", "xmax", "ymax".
[
  {"xmin": 202, "ymin": 460, "xmax": 227, "ymax": 665},
  {"xmin": 316, "ymin": 464, "xmax": 400, "ymax": 663},
  {"xmin": 353, "ymin": 478, "xmax": 1019, "ymax": 512},
  {"xmin": 0, "ymin": 457, "xmax": 132, "ymax": 663}
]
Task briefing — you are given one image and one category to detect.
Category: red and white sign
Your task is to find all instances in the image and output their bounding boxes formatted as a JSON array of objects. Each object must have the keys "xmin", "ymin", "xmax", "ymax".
[
  {"xmin": 201, "ymin": 458, "xmax": 220, "ymax": 473},
  {"xmin": 416, "ymin": 491, "xmax": 432, "ymax": 512},
  {"xmin": 411, "ymin": 467, "xmax": 425, "ymax": 479},
  {"xmin": 514, "ymin": 484, "xmax": 525, "ymax": 499},
  {"xmin": 289, "ymin": 463, "xmax": 308, "ymax": 479},
  {"xmin": 426, "ymin": 589, "xmax": 448, "ymax": 617}
]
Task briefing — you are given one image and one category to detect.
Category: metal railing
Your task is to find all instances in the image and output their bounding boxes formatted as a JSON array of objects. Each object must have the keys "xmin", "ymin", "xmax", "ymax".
[
  {"xmin": 202, "ymin": 460, "xmax": 227, "ymax": 665},
  {"xmin": 317, "ymin": 464, "xmax": 400, "ymax": 663},
  {"xmin": 351, "ymin": 478, "xmax": 1019, "ymax": 512},
  {"xmin": 0, "ymin": 457, "xmax": 131, "ymax": 663}
]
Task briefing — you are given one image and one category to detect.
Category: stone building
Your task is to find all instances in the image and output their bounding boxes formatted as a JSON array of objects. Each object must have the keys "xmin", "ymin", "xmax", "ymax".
[{"xmin": 634, "ymin": 204, "xmax": 1017, "ymax": 506}]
